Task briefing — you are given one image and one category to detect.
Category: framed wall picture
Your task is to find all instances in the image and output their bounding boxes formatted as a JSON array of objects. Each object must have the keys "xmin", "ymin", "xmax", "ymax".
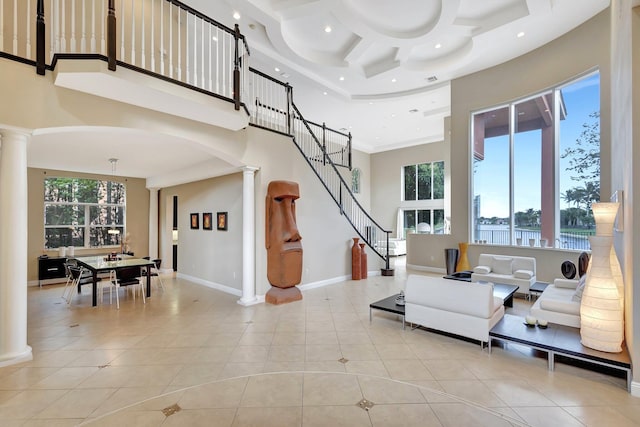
[
  {"xmin": 217, "ymin": 212, "xmax": 228, "ymax": 231},
  {"xmin": 203, "ymin": 212, "xmax": 213, "ymax": 230},
  {"xmin": 190, "ymin": 213, "xmax": 199, "ymax": 229}
]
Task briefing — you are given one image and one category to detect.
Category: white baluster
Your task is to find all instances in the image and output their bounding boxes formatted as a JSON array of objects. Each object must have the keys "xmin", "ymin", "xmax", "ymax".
[
  {"xmin": 50, "ymin": 0, "xmax": 54, "ymax": 59},
  {"xmin": 81, "ymin": 0, "xmax": 86, "ymax": 52},
  {"xmin": 12, "ymin": 0, "xmax": 17, "ymax": 55},
  {"xmin": 100, "ymin": 0, "xmax": 105, "ymax": 54},
  {"xmin": 0, "ymin": 0, "xmax": 4, "ymax": 52},
  {"xmin": 140, "ymin": 0, "xmax": 145, "ymax": 68},
  {"xmin": 120, "ymin": 0, "xmax": 124, "ymax": 60},
  {"xmin": 221, "ymin": 32, "xmax": 225, "ymax": 96},
  {"xmin": 200, "ymin": 20, "xmax": 204, "ymax": 88},
  {"xmin": 54, "ymin": 0, "xmax": 59, "ymax": 53},
  {"xmin": 60, "ymin": 0, "xmax": 66, "ymax": 53},
  {"xmin": 160, "ymin": 0, "xmax": 164, "ymax": 74},
  {"xmin": 25, "ymin": 0, "xmax": 31, "ymax": 58},
  {"xmin": 150, "ymin": 0, "xmax": 154, "ymax": 72},
  {"xmin": 185, "ymin": 12, "xmax": 190, "ymax": 85},
  {"xmin": 208, "ymin": 23, "xmax": 212, "ymax": 91},
  {"xmin": 70, "ymin": 0, "xmax": 76, "ymax": 52},
  {"xmin": 129, "ymin": 0, "xmax": 134, "ymax": 64},
  {"xmin": 215, "ymin": 27, "xmax": 219, "ymax": 93},
  {"xmin": 169, "ymin": 2, "xmax": 173, "ymax": 78},
  {"xmin": 177, "ymin": 7, "xmax": 181, "ymax": 81},
  {"xmin": 90, "ymin": 0, "xmax": 96, "ymax": 52}
]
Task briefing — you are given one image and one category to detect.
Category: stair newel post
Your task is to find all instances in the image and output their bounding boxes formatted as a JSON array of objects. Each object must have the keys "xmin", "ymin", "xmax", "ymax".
[
  {"xmin": 286, "ymin": 84, "xmax": 292, "ymax": 135},
  {"xmin": 381, "ymin": 231, "xmax": 394, "ymax": 276},
  {"xmin": 233, "ymin": 24, "xmax": 241, "ymax": 110},
  {"xmin": 107, "ymin": 0, "xmax": 116, "ymax": 71},
  {"xmin": 36, "ymin": 0, "xmax": 45, "ymax": 75},
  {"xmin": 348, "ymin": 132, "xmax": 352, "ymax": 170},
  {"xmin": 322, "ymin": 122, "xmax": 327, "ymax": 166}
]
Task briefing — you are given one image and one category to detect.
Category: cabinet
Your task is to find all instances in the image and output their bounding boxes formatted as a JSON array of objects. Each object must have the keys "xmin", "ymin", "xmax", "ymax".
[{"xmin": 38, "ymin": 256, "xmax": 67, "ymax": 286}]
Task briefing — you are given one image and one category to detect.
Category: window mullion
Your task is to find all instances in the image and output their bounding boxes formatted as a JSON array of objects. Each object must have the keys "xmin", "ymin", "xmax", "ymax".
[{"xmin": 509, "ymin": 103, "xmax": 515, "ymax": 245}]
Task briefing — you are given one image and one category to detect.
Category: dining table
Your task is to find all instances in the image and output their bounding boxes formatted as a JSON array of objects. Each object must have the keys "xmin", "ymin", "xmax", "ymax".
[{"xmin": 74, "ymin": 255, "xmax": 155, "ymax": 307}]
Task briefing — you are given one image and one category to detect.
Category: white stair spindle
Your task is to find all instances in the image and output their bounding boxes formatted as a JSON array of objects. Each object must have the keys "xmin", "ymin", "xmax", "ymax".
[
  {"xmin": 120, "ymin": 0, "xmax": 124, "ymax": 60},
  {"xmin": 70, "ymin": 0, "xmax": 76, "ymax": 52},
  {"xmin": 50, "ymin": 0, "xmax": 54, "ymax": 59},
  {"xmin": 150, "ymin": 0, "xmax": 154, "ymax": 72},
  {"xmin": 201, "ymin": 19, "xmax": 205, "ymax": 88},
  {"xmin": 100, "ymin": 0, "xmax": 105, "ymax": 54},
  {"xmin": 177, "ymin": 7, "xmax": 181, "ymax": 81},
  {"xmin": 208, "ymin": 23, "xmax": 212, "ymax": 91},
  {"xmin": 160, "ymin": 0, "xmax": 164, "ymax": 74},
  {"xmin": 25, "ymin": 0, "xmax": 31, "ymax": 58},
  {"xmin": 129, "ymin": 0, "xmax": 134, "ymax": 65},
  {"xmin": 215, "ymin": 27, "xmax": 219, "ymax": 93},
  {"xmin": 169, "ymin": 2, "xmax": 173, "ymax": 78},
  {"xmin": 140, "ymin": 0, "xmax": 145, "ymax": 68},
  {"xmin": 0, "ymin": 0, "xmax": 4, "ymax": 52},
  {"xmin": 60, "ymin": 0, "xmax": 66, "ymax": 53},
  {"xmin": 12, "ymin": 0, "xmax": 17, "ymax": 55},
  {"xmin": 54, "ymin": 0, "xmax": 59, "ymax": 53},
  {"xmin": 90, "ymin": 0, "xmax": 96, "ymax": 52},
  {"xmin": 186, "ymin": 12, "xmax": 190, "ymax": 85},
  {"xmin": 81, "ymin": 0, "xmax": 86, "ymax": 52}
]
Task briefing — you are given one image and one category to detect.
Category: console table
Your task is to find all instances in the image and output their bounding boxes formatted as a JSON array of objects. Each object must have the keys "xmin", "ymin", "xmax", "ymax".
[
  {"xmin": 38, "ymin": 256, "xmax": 67, "ymax": 287},
  {"xmin": 489, "ymin": 314, "xmax": 631, "ymax": 391}
]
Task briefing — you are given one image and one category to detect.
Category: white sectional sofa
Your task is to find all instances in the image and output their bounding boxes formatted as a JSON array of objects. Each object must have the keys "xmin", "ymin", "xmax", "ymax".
[
  {"xmin": 377, "ymin": 238, "xmax": 406, "ymax": 256},
  {"xmin": 471, "ymin": 253, "xmax": 537, "ymax": 297},
  {"xmin": 404, "ymin": 275, "xmax": 505, "ymax": 346},
  {"xmin": 530, "ymin": 278, "xmax": 581, "ymax": 328}
]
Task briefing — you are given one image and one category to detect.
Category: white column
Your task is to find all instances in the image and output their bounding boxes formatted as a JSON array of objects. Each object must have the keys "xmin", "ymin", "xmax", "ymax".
[
  {"xmin": 148, "ymin": 187, "xmax": 159, "ymax": 259},
  {"xmin": 0, "ymin": 129, "xmax": 32, "ymax": 367},
  {"xmin": 238, "ymin": 166, "xmax": 260, "ymax": 306}
]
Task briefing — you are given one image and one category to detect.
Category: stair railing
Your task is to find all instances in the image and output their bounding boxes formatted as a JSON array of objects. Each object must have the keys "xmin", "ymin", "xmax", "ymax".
[{"xmin": 247, "ymin": 68, "xmax": 391, "ymax": 266}]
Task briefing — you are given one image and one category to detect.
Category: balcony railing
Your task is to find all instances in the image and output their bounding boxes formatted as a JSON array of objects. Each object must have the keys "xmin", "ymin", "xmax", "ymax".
[{"xmin": 1, "ymin": 0, "xmax": 248, "ymax": 108}]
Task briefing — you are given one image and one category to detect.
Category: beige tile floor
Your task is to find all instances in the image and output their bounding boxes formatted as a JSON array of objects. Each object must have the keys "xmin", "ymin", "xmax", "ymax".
[{"xmin": 1, "ymin": 260, "xmax": 639, "ymax": 426}]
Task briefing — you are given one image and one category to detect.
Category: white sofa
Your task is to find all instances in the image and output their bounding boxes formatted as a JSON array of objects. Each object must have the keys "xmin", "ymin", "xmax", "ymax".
[
  {"xmin": 404, "ymin": 275, "xmax": 505, "ymax": 345},
  {"xmin": 471, "ymin": 254, "xmax": 536, "ymax": 296},
  {"xmin": 377, "ymin": 238, "xmax": 406, "ymax": 256},
  {"xmin": 530, "ymin": 278, "xmax": 581, "ymax": 328}
]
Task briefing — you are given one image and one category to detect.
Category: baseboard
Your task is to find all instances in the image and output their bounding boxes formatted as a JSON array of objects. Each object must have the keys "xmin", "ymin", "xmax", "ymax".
[
  {"xmin": 406, "ymin": 264, "xmax": 446, "ymax": 274},
  {"xmin": 176, "ymin": 273, "xmax": 242, "ymax": 297},
  {"xmin": 299, "ymin": 274, "xmax": 351, "ymax": 291}
]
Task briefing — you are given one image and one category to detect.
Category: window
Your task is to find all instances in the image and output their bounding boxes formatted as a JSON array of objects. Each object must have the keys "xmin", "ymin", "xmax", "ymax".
[
  {"xmin": 403, "ymin": 161, "xmax": 444, "ymax": 201},
  {"xmin": 471, "ymin": 72, "xmax": 599, "ymax": 249},
  {"xmin": 400, "ymin": 161, "xmax": 446, "ymax": 237},
  {"xmin": 44, "ymin": 177, "xmax": 126, "ymax": 249}
]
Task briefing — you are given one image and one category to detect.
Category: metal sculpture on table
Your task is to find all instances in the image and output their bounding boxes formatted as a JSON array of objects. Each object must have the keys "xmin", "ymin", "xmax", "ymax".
[{"xmin": 265, "ymin": 180, "xmax": 303, "ymax": 304}]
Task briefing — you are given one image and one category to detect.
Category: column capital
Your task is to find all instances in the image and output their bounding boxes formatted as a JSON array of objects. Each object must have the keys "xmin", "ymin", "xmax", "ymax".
[{"xmin": 242, "ymin": 166, "xmax": 260, "ymax": 174}]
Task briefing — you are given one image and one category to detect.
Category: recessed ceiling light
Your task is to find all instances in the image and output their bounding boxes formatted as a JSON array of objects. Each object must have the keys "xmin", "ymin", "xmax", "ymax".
[
  {"xmin": 409, "ymin": 108, "xmax": 419, "ymax": 113},
  {"xmin": 391, "ymin": 113, "xmax": 396, "ymax": 118},
  {"xmin": 280, "ymin": 72, "xmax": 290, "ymax": 78},
  {"xmin": 274, "ymin": 67, "xmax": 280, "ymax": 72},
  {"xmin": 233, "ymin": 11, "xmax": 241, "ymax": 20},
  {"xmin": 323, "ymin": 91, "xmax": 327, "ymax": 95},
  {"xmin": 391, "ymin": 78, "xmax": 397, "ymax": 83},
  {"xmin": 212, "ymin": 36, "xmax": 218, "ymax": 42},
  {"xmin": 339, "ymin": 76, "xmax": 345, "ymax": 81},
  {"xmin": 517, "ymin": 31, "xmax": 525, "ymax": 38},
  {"xmin": 324, "ymin": 25, "xmax": 332, "ymax": 33},
  {"xmin": 368, "ymin": 102, "xmax": 374, "ymax": 105},
  {"xmin": 435, "ymin": 43, "xmax": 442, "ymax": 49}
]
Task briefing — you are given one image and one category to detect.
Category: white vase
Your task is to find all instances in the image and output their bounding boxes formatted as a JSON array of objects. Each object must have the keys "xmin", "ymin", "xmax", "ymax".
[
  {"xmin": 58, "ymin": 247, "xmax": 66, "ymax": 257},
  {"xmin": 580, "ymin": 202, "xmax": 624, "ymax": 353},
  {"xmin": 516, "ymin": 238, "xmax": 522, "ymax": 246},
  {"xmin": 67, "ymin": 246, "xmax": 75, "ymax": 257},
  {"xmin": 540, "ymin": 239, "xmax": 547, "ymax": 248},
  {"xmin": 528, "ymin": 238, "xmax": 535, "ymax": 247}
]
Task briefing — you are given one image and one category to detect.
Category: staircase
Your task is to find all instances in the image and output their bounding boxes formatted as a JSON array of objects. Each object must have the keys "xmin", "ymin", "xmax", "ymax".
[{"xmin": 246, "ymin": 68, "xmax": 392, "ymax": 269}]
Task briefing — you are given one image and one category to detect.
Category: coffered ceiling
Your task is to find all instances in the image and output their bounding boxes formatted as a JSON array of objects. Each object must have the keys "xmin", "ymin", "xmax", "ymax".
[{"xmin": 186, "ymin": 0, "xmax": 609, "ymax": 152}]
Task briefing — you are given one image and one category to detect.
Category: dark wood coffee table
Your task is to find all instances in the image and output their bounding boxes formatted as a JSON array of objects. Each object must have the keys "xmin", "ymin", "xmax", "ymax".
[
  {"xmin": 443, "ymin": 274, "xmax": 519, "ymax": 307},
  {"xmin": 530, "ymin": 281, "xmax": 549, "ymax": 299},
  {"xmin": 489, "ymin": 314, "xmax": 631, "ymax": 391},
  {"xmin": 369, "ymin": 294, "xmax": 406, "ymax": 329}
]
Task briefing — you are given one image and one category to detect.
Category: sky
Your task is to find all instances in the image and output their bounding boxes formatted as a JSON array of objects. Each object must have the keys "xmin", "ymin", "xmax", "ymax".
[{"xmin": 474, "ymin": 72, "xmax": 600, "ymax": 219}]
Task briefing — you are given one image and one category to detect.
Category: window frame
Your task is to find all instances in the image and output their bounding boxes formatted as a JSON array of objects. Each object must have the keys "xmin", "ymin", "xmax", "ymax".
[{"xmin": 44, "ymin": 177, "xmax": 126, "ymax": 249}]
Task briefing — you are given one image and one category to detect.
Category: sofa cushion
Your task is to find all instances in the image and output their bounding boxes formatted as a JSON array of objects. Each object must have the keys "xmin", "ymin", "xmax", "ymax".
[
  {"xmin": 473, "ymin": 265, "xmax": 491, "ymax": 274},
  {"xmin": 554, "ymin": 278, "xmax": 579, "ymax": 289},
  {"xmin": 513, "ymin": 269, "xmax": 533, "ymax": 280},
  {"xmin": 540, "ymin": 296, "xmax": 581, "ymax": 315},
  {"xmin": 572, "ymin": 275, "xmax": 587, "ymax": 302},
  {"xmin": 492, "ymin": 257, "xmax": 513, "ymax": 275}
]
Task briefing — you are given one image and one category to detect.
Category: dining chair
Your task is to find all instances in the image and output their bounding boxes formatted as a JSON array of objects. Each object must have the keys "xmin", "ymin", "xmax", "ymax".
[
  {"xmin": 142, "ymin": 257, "xmax": 165, "ymax": 291},
  {"xmin": 61, "ymin": 260, "xmax": 78, "ymax": 302},
  {"xmin": 66, "ymin": 266, "xmax": 99, "ymax": 305},
  {"xmin": 117, "ymin": 266, "xmax": 146, "ymax": 305}
]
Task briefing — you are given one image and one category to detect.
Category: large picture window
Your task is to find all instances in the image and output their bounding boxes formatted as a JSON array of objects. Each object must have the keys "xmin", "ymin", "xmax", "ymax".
[
  {"xmin": 400, "ymin": 161, "xmax": 446, "ymax": 237},
  {"xmin": 471, "ymin": 72, "xmax": 600, "ymax": 249},
  {"xmin": 44, "ymin": 177, "xmax": 126, "ymax": 249}
]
